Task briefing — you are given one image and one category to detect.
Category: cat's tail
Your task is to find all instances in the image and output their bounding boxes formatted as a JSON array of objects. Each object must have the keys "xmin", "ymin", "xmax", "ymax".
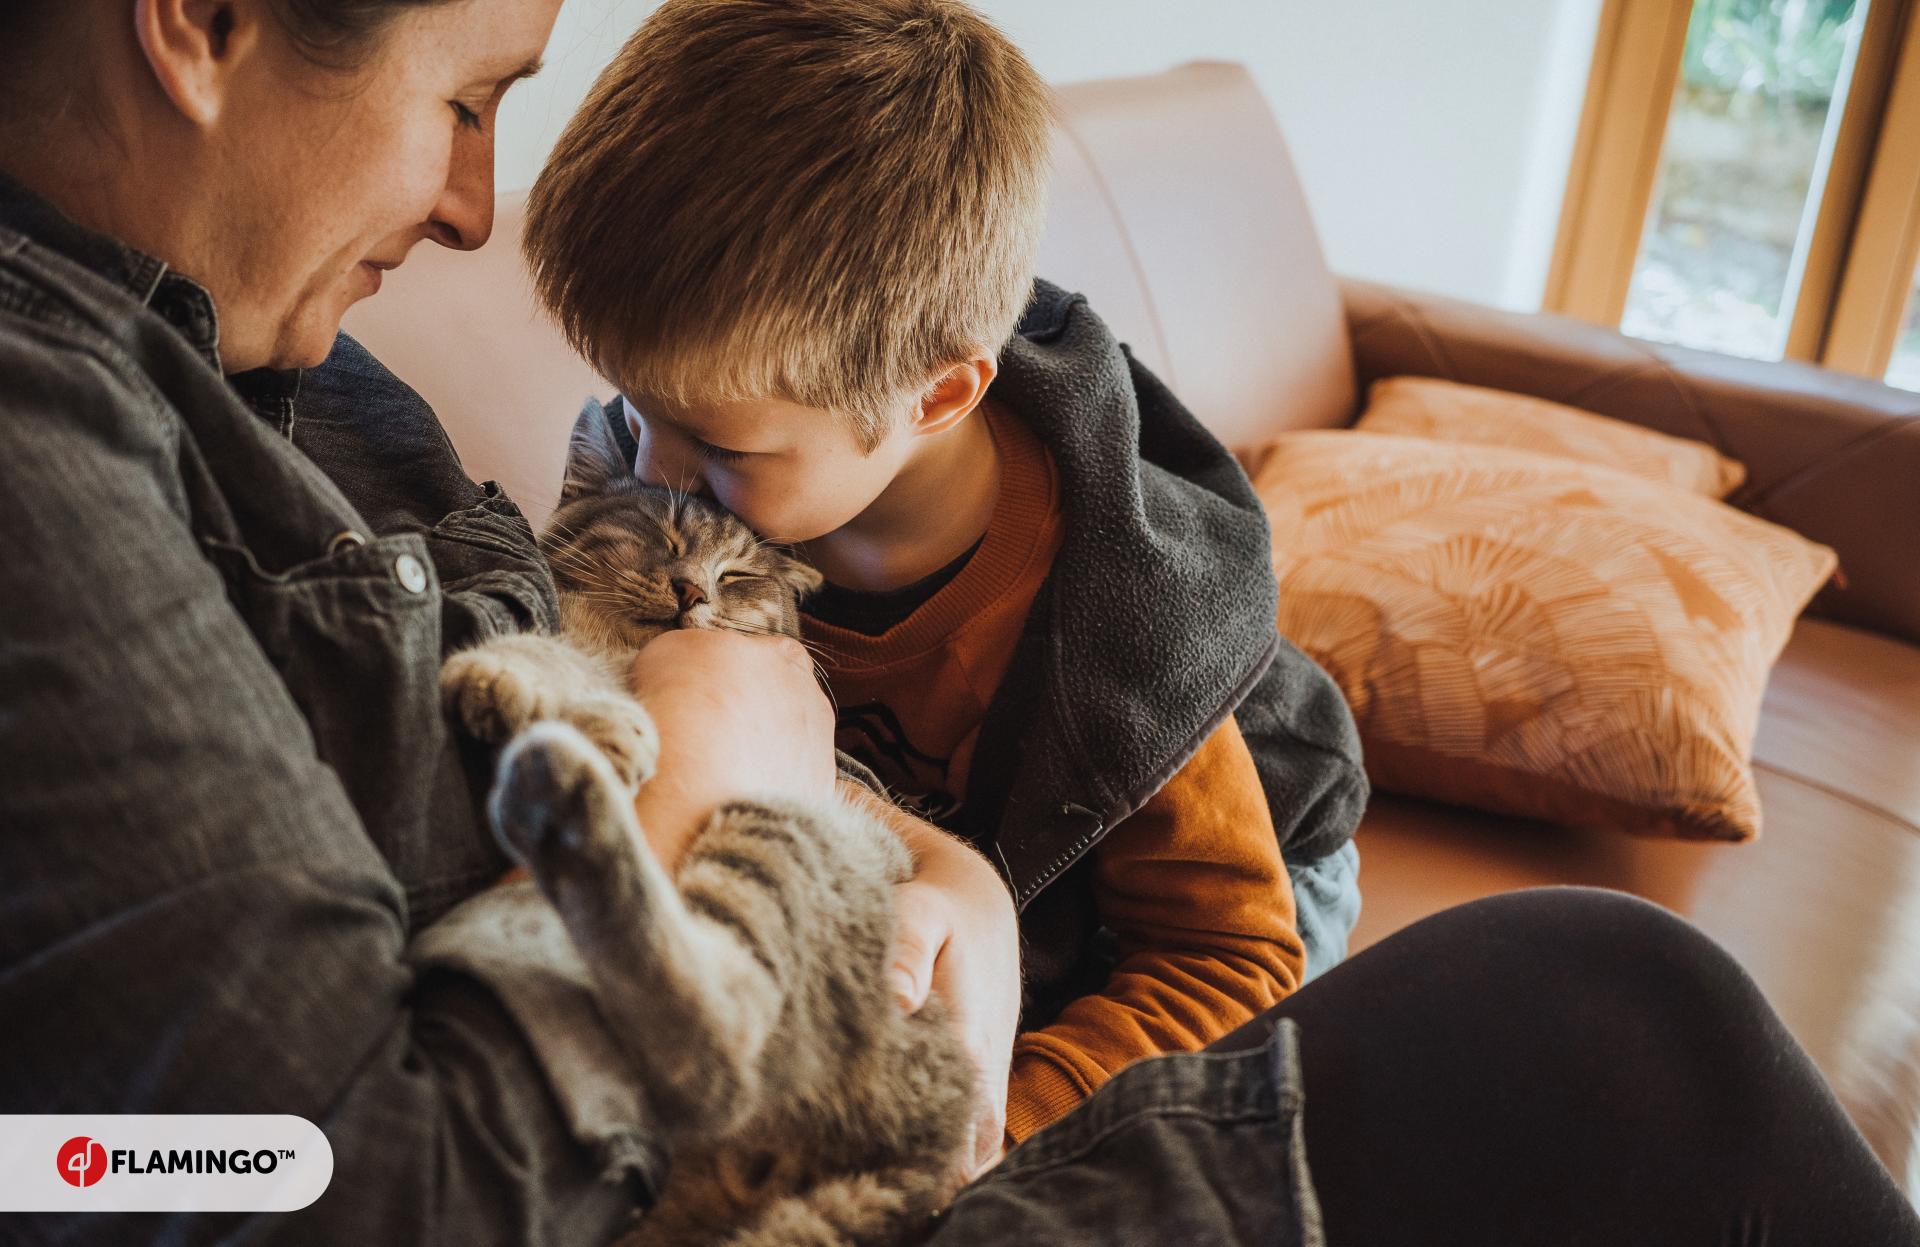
[{"xmin": 488, "ymin": 721, "xmax": 784, "ymax": 1144}]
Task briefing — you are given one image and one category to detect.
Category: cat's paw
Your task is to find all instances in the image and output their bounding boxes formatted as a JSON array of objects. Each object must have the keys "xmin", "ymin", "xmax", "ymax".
[
  {"xmin": 441, "ymin": 649, "xmax": 547, "ymax": 744},
  {"xmin": 488, "ymin": 722, "xmax": 616, "ymax": 867},
  {"xmin": 562, "ymin": 695, "xmax": 660, "ymax": 792}
]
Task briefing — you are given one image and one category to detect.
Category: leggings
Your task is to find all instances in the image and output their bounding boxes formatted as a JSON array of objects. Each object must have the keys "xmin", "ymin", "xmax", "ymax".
[{"xmin": 1212, "ymin": 888, "xmax": 1920, "ymax": 1246}]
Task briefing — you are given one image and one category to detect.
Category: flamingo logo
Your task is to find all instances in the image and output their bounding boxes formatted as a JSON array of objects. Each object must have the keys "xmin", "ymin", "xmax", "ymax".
[{"xmin": 56, "ymin": 1136, "xmax": 107, "ymax": 1188}]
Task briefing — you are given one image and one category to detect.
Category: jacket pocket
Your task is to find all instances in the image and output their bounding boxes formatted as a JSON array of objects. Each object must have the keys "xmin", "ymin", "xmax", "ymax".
[
  {"xmin": 420, "ymin": 483, "xmax": 560, "ymax": 646},
  {"xmin": 202, "ymin": 529, "xmax": 459, "ymax": 891}
]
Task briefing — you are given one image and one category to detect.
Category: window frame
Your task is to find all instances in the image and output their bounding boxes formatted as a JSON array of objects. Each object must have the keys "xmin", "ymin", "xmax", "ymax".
[
  {"xmin": 1545, "ymin": 0, "xmax": 1915, "ymax": 376},
  {"xmin": 1822, "ymin": 1, "xmax": 1920, "ymax": 376}
]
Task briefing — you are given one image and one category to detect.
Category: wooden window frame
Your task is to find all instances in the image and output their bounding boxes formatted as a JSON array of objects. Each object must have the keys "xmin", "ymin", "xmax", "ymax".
[
  {"xmin": 1545, "ymin": 0, "xmax": 1916, "ymax": 375},
  {"xmin": 1823, "ymin": 1, "xmax": 1920, "ymax": 375},
  {"xmin": 1543, "ymin": 0, "xmax": 1692, "ymax": 328}
]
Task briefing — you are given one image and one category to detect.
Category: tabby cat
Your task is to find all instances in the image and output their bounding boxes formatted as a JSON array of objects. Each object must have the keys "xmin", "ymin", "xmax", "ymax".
[{"xmin": 438, "ymin": 403, "xmax": 977, "ymax": 1247}]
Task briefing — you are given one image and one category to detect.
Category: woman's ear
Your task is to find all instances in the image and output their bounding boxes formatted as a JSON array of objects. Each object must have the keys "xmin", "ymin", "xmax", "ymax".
[
  {"xmin": 132, "ymin": 0, "xmax": 263, "ymax": 126},
  {"xmin": 911, "ymin": 353, "xmax": 998, "ymax": 439}
]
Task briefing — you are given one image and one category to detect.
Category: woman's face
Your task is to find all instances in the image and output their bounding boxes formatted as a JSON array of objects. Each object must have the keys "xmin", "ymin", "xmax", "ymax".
[{"xmin": 201, "ymin": 0, "xmax": 561, "ymax": 370}]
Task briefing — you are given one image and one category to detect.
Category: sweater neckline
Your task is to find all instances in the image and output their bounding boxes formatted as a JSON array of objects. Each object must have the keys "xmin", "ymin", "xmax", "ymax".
[{"xmin": 803, "ymin": 399, "xmax": 1059, "ymax": 666}]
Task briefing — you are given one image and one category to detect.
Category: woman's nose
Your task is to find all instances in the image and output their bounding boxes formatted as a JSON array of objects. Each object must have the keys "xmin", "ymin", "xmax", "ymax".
[{"xmin": 426, "ymin": 128, "xmax": 498, "ymax": 252}]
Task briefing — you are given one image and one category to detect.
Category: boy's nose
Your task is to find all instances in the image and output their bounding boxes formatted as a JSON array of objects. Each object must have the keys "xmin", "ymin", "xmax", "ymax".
[{"xmin": 673, "ymin": 578, "xmax": 708, "ymax": 611}]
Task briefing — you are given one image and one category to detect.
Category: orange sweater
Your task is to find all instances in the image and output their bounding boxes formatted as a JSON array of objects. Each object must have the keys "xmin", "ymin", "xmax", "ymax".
[{"xmin": 804, "ymin": 404, "xmax": 1305, "ymax": 1144}]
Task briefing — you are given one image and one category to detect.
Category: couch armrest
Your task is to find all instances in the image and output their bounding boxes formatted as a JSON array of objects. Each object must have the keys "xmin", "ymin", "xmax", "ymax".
[{"xmin": 1339, "ymin": 277, "xmax": 1920, "ymax": 648}]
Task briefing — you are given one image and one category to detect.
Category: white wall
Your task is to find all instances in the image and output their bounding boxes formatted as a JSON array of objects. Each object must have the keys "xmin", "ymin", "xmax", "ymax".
[{"xmin": 496, "ymin": 0, "xmax": 1604, "ymax": 311}]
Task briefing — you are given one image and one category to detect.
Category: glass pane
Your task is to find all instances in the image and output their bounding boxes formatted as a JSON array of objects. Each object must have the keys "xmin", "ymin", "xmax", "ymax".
[
  {"xmin": 1620, "ymin": 0, "xmax": 1871, "ymax": 360},
  {"xmin": 1886, "ymin": 266, "xmax": 1920, "ymax": 391}
]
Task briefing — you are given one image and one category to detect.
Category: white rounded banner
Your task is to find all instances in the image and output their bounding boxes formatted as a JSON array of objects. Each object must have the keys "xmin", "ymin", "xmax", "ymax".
[{"xmin": 0, "ymin": 1116, "xmax": 333, "ymax": 1211}]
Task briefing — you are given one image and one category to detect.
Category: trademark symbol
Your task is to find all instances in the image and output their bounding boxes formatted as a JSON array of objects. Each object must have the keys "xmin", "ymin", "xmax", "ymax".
[{"xmin": 279, "ymin": 1150, "xmax": 295, "ymax": 1160}]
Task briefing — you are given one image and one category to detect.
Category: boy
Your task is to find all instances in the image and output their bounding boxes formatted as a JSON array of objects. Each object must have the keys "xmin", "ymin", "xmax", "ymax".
[{"xmin": 523, "ymin": 0, "xmax": 1367, "ymax": 1145}]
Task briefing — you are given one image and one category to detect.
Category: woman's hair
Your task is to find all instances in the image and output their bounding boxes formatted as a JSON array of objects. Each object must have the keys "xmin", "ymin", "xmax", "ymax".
[{"xmin": 1, "ymin": 0, "xmax": 458, "ymax": 75}]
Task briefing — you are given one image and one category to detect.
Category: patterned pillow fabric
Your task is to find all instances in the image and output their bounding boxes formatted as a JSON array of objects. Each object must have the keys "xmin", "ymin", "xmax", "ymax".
[
  {"xmin": 1358, "ymin": 376, "xmax": 1748, "ymax": 498},
  {"xmin": 1251, "ymin": 431, "xmax": 1836, "ymax": 841}
]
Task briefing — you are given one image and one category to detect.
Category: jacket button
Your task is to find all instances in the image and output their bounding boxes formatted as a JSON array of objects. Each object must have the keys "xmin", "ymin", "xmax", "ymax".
[{"xmin": 394, "ymin": 553, "xmax": 429, "ymax": 594}]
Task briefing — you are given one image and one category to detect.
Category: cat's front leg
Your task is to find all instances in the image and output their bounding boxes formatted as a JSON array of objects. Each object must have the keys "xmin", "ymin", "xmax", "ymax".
[
  {"xmin": 489, "ymin": 721, "xmax": 784, "ymax": 1144},
  {"xmin": 442, "ymin": 634, "xmax": 596, "ymax": 742},
  {"xmin": 441, "ymin": 635, "xmax": 658, "ymax": 789},
  {"xmin": 560, "ymin": 694, "xmax": 660, "ymax": 792}
]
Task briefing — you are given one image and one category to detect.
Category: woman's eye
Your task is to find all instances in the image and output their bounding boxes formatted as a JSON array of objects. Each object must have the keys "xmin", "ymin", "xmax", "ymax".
[{"xmin": 450, "ymin": 101, "xmax": 485, "ymax": 132}]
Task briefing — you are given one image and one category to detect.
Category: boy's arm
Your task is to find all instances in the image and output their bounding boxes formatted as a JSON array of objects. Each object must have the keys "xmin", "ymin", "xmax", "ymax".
[
  {"xmin": 1004, "ymin": 715, "xmax": 1304, "ymax": 1144},
  {"xmin": 1234, "ymin": 634, "xmax": 1372, "ymax": 977},
  {"xmin": 843, "ymin": 782, "xmax": 1023, "ymax": 1177}
]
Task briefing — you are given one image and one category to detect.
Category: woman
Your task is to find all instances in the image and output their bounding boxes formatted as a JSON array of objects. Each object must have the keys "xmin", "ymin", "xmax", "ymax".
[{"xmin": 0, "ymin": 2, "xmax": 1913, "ymax": 1244}]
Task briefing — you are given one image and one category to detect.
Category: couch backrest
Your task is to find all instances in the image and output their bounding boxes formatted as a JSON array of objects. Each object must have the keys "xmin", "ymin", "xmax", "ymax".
[
  {"xmin": 1037, "ymin": 62, "xmax": 1355, "ymax": 448},
  {"xmin": 343, "ymin": 60, "xmax": 1353, "ymax": 527}
]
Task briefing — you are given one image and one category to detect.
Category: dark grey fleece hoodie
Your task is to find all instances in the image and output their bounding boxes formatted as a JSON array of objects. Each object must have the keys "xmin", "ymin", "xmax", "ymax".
[
  {"xmin": 608, "ymin": 278, "xmax": 1369, "ymax": 1024},
  {"xmin": 956, "ymin": 279, "xmax": 1368, "ymax": 1023}
]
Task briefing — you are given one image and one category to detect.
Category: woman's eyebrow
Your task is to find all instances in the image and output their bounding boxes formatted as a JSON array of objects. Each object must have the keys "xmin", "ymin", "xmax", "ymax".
[{"xmin": 476, "ymin": 57, "xmax": 544, "ymax": 92}]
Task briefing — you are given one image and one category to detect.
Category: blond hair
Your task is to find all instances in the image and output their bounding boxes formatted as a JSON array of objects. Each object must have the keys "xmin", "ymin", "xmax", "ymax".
[{"xmin": 523, "ymin": 0, "xmax": 1053, "ymax": 449}]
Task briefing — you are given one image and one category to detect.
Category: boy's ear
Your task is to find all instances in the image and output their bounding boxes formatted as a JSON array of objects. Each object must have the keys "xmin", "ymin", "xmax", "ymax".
[
  {"xmin": 912, "ymin": 353, "xmax": 998, "ymax": 438},
  {"xmin": 133, "ymin": 0, "xmax": 263, "ymax": 127},
  {"xmin": 560, "ymin": 399, "xmax": 634, "ymax": 505}
]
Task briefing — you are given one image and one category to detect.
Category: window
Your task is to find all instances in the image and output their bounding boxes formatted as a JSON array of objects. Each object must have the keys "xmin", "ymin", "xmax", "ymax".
[
  {"xmin": 1549, "ymin": 0, "xmax": 1920, "ymax": 390},
  {"xmin": 1619, "ymin": 0, "xmax": 1868, "ymax": 360},
  {"xmin": 1889, "ymin": 268, "xmax": 1920, "ymax": 388}
]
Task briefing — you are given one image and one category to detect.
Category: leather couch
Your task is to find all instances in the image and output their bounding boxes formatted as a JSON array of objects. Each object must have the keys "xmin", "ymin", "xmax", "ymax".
[{"xmin": 344, "ymin": 60, "xmax": 1920, "ymax": 1191}]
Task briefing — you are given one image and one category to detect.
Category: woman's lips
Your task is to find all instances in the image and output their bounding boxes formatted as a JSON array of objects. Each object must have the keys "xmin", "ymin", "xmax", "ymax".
[{"xmin": 359, "ymin": 259, "xmax": 404, "ymax": 293}]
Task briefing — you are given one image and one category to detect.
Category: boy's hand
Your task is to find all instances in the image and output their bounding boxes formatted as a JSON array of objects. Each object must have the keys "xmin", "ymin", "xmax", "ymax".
[
  {"xmin": 845, "ymin": 782, "xmax": 1021, "ymax": 1181},
  {"xmin": 627, "ymin": 631, "xmax": 836, "ymax": 870}
]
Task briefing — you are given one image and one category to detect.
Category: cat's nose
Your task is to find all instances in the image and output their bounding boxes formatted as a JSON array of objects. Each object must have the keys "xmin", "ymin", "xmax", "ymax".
[{"xmin": 672, "ymin": 578, "xmax": 708, "ymax": 611}]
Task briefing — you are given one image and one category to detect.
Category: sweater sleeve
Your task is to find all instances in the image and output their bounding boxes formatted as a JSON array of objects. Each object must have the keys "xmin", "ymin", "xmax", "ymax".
[{"xmin": 1003, "ymin": 715, "xmax": 1306, "ymax": 1143}]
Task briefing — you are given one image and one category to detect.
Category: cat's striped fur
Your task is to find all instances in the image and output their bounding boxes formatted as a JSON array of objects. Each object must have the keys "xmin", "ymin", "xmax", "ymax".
[{"xmin": 439, "ymin": 403, "xmax": 977, "ymax": 1247}]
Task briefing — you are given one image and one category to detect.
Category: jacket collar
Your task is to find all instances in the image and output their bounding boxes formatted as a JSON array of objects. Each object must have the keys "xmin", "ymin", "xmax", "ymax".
[
  {"xmin": 0, "ymin": 169, "xmax": 224, "ymax": 371},
  {"xmin": 963, "ymin": 279, "xmax": 1281, "ymax": 908}
]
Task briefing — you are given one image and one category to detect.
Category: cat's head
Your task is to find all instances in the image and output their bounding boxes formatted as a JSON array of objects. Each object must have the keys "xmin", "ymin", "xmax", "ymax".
[{"xmin": 541, "ymin": 402, "xmax": 824, "ymax": 647}]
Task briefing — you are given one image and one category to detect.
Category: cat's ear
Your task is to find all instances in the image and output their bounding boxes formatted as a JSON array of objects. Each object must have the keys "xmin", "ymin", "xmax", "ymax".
[
  {"xmin": 771, "ymin": 552, "xmax": 825, "ymax": 602},
  {"xmin": 561, "ymin": 398, "xmax": 635, "ymax": 505}
]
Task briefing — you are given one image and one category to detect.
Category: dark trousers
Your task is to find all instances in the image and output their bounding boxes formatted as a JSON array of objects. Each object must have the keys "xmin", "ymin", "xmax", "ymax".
[
  {"xmin": 1213, "ymin": 887, "xmax": 1920, "ymax": 1246},
  {"xmin": 932, "ymin": 887, "xmax": 1919, "ymax": 1246}
]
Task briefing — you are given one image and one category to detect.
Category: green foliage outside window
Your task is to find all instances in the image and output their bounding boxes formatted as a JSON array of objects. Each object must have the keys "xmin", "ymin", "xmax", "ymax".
[{"xmin": 1681, "ymin": 0, "xmax": 1861, "ymax": 107}]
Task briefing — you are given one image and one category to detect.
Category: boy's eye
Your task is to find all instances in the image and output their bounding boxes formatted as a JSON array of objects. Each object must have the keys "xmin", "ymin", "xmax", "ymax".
[
  {"xmin": 450, "ymin": 101, "xmax": 485, "ymax": 132},
  {"xmin": 692, "ymin": 437, "xmax": 749, "ymax": 465}
]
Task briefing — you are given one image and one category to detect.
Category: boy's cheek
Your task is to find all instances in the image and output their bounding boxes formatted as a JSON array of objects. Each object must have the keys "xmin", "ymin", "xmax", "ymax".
[
  {"xmin": 713, "ymin": 478, "xmax": 819, "ymax": 543},
  {"xmin": 714, "ymin": 466, "xmax": 860, "ymax": 544}
]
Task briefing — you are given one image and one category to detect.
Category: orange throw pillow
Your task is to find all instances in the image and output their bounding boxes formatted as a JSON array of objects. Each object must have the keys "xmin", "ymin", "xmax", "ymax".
[
  {"xmin": 1252, "ymin": 431, "xmax": 1835, "ymax": 841},
  {"xmin": 1358, "ymin": 376, "xmax": 1747, "ymax": 498}
]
